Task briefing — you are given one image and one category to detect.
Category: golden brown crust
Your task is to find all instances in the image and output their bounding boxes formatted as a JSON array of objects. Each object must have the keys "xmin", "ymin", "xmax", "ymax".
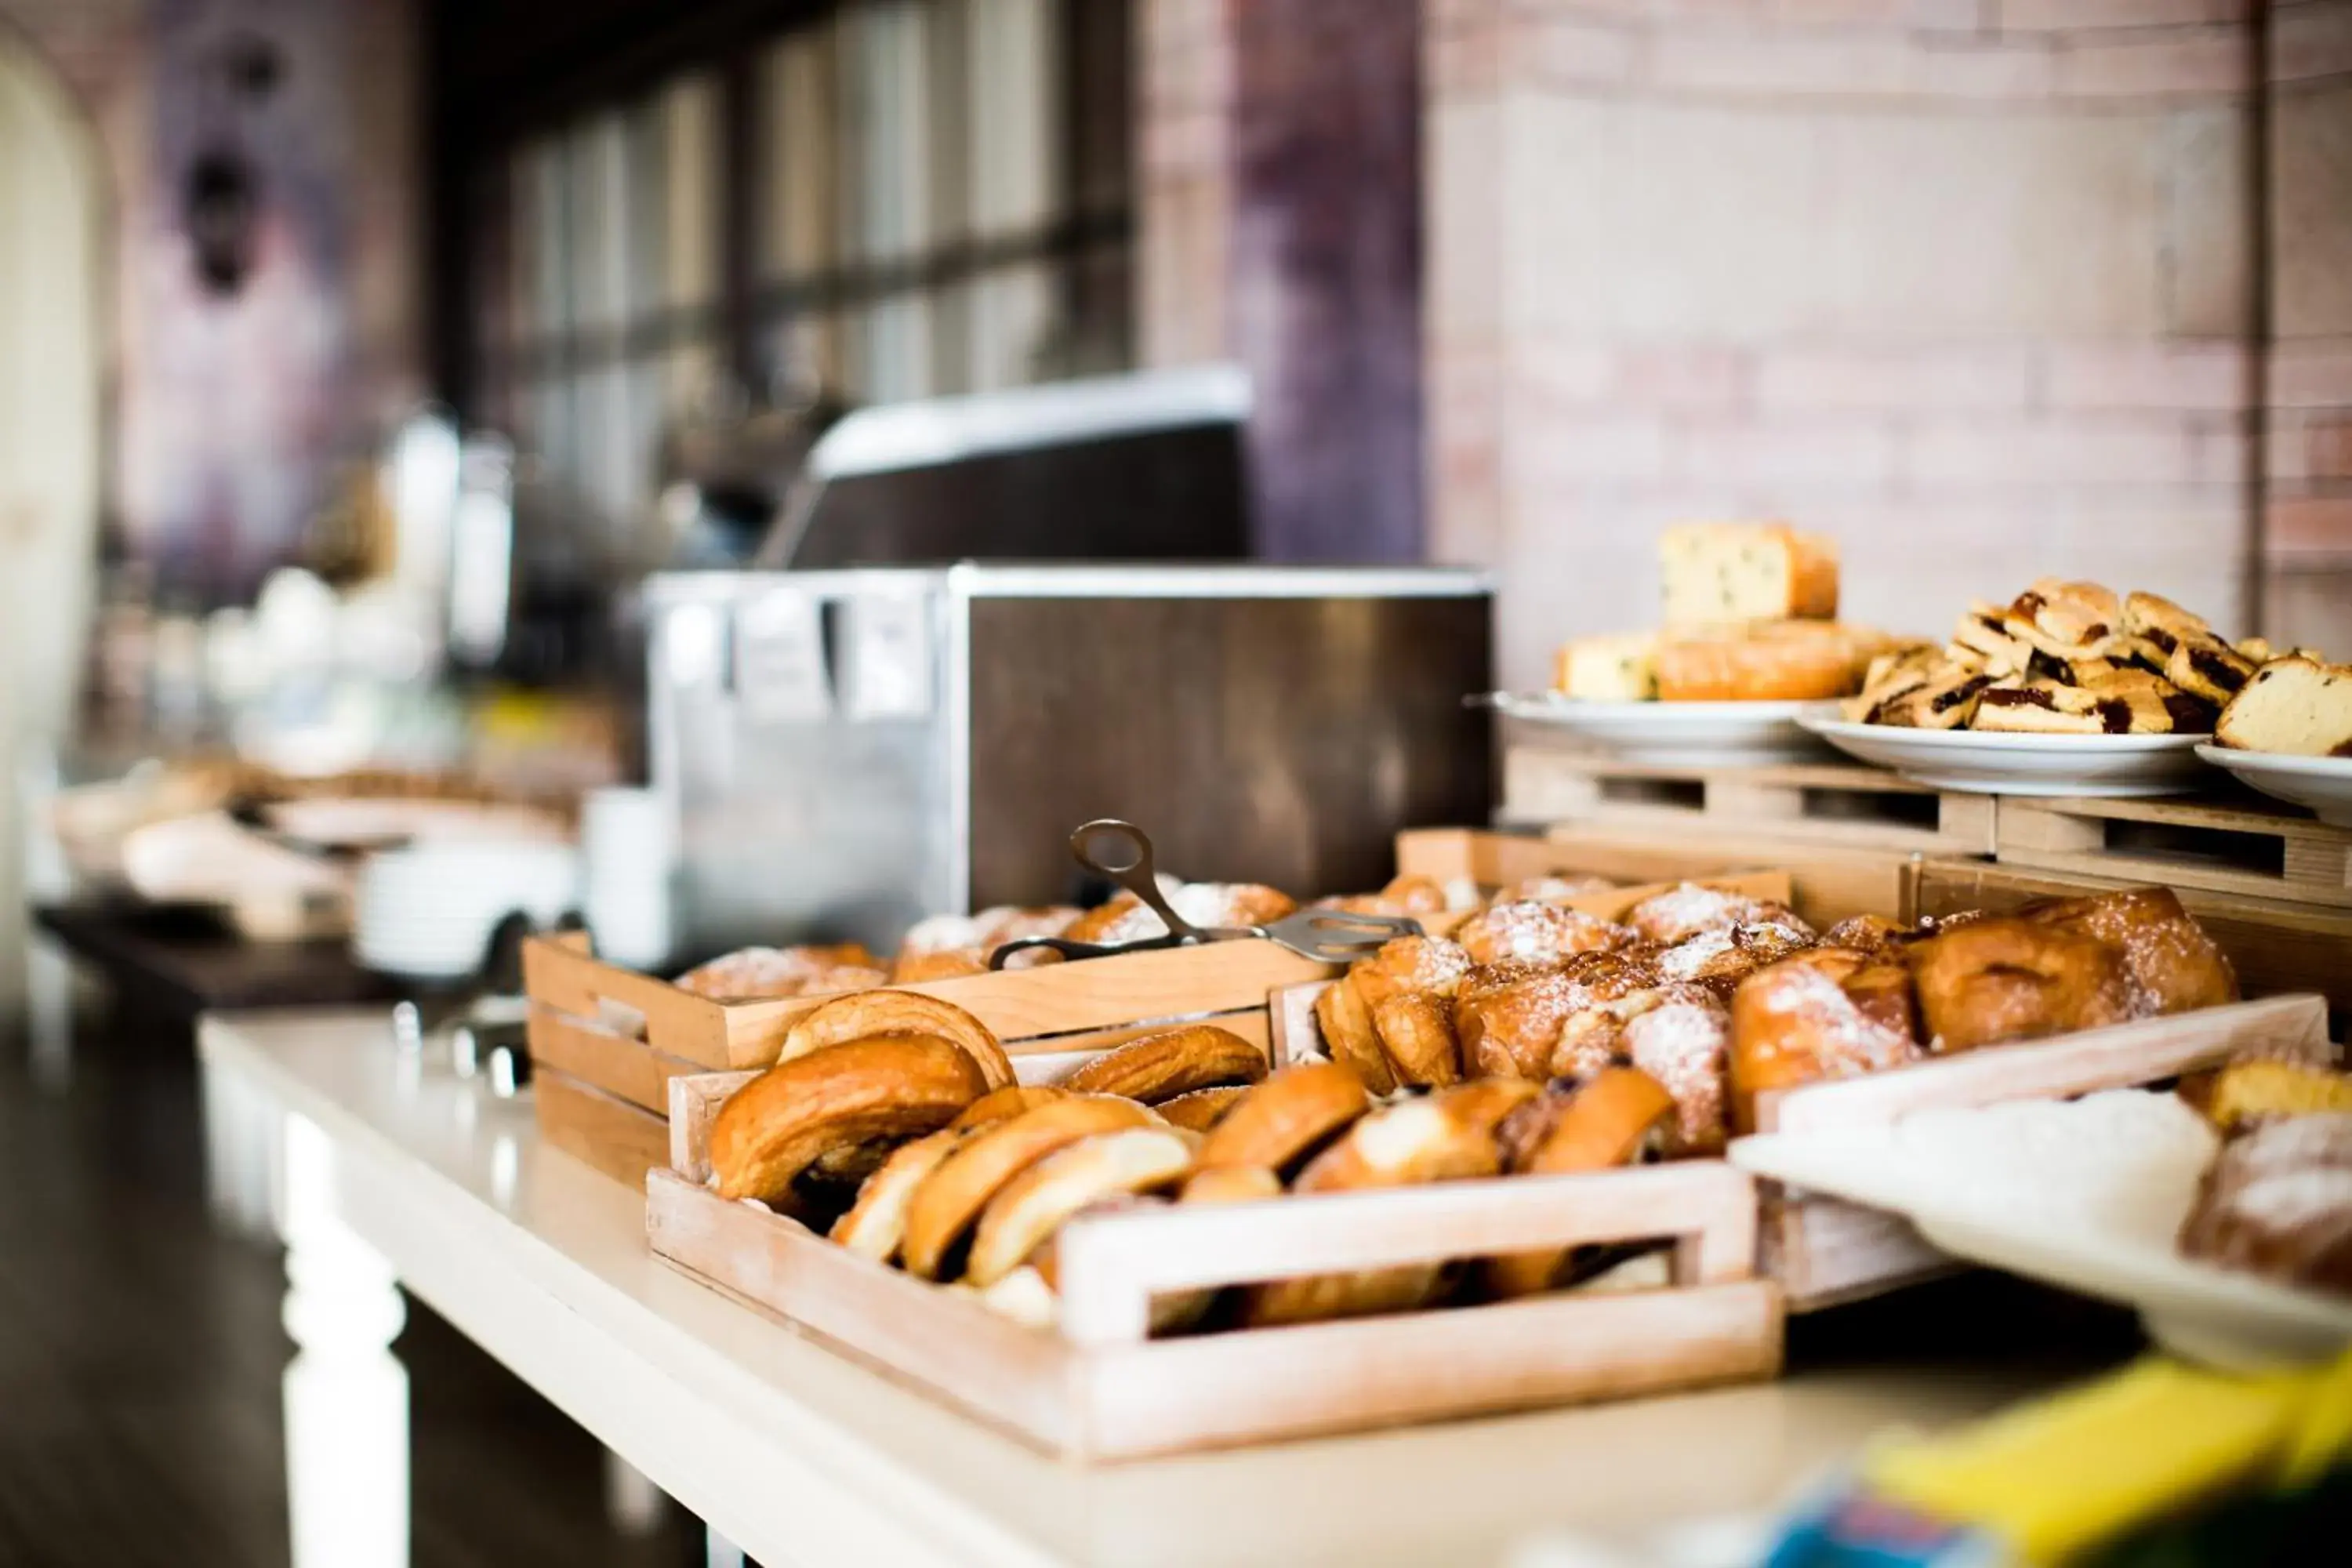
[
  {"xmin": 1371, "ymin": 993, "xmax": 1463, "ymax": 1087},
  {"xmin": 964, "ymin": 1128, "xmax": 1195, "ymax": 1288},
  {"xmin": 676, "ymin": 943, "xmax": 884, "ymax": 1001},
  {"xmin": 1484, "ymin": 1068, "xmax": 1675, "ymax": 1298},
  {"xmin": 948, "ymin": 1084, "xmax": 1066, "ymax": 1131},
  {"xmin": 1454, "ymin": 950, "xmax": 1663, "ymax": 1080},
  {"xmin": 710, "ymin": 1037, "xmax": 989, "ymax": 1203},
  {"xmin": 2018, "ymin": 887, "xmax": 2238, "ymax": 1019},
  {"xmin": 1058, "ymin": 1025, "xmax": 1268, "ymax": 1103},
  {"xmin": 1454, "ymin": 902, "xmax": 1632, "ymax": 967},
  {"xmin": 830, "ymin": 1129, "xmax": 964, "ymax": 1262},
  {"xmin": 898, "ymin": 1095, "xmax": 1162, "ymax": 1280},
  {"xmin": 778, "ymin": 989, "xmax": 1016, "ymax": 1091},
  {"xmin": 1907, "ymin": 918, "xmax": 2134, "ymax": 1054},
  {"xmin": 1315, "ymin": 976, "xmax": 1396, "ymax": 1094},
  {"xmin": 886, "ymin": 949, "xmax": 992, "ymax": 985},
  {"xmin": 1154, "ymin": 1085, "xmax": 1250, "ymax": 1134},
  {"xmin": 1196, "ymin": 1061, "xmax": 1372, "ymax": 1174},
  {"xmin": 1179, "ymin": 1165, "xmax": 1284, "ymax": 1205},
  {"xmin": 1729, "ymin": 949, "xmax": 1922, "ymax": 1133},
  {"xmin": 1653, "ymin": 620, "xmax": 1903, "ymax": 702},
  {"xmin": 1346, "ymin": 937, "xmax": 1475, "ymax": 1009}
]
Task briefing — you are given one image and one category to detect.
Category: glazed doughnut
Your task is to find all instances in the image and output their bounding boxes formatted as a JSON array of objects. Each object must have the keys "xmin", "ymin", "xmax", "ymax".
[
  {"xmin": 1196, "ymin": 1061, "xmax": 1372, "ymax": 1176},
  {"xmin": 1620, "ymin": 984, "xmax": 1733, "ymax": 1157},
  {"xmin": 2019, "ymin": 887, "xmax": 2237, "ymax": 1018},
  {"xmin": 709, "ymin": 1036, "xmax": 988, "ymax": 1204},
  {"xmin": 1728, "ymin": 950, "xmax": 1921, "ymax": 1133},
  {"xmin": 964, "ymin": 1128, "xmax": 1196, "ymax": 1288},
  {"xmin": 1155, "ymin": 1084, "xmax": 1251, "ymax": 1134},
  {"xmin": 1454, "ymin": 902, "xmax": 1632, "ymax": 967},
  {"xmin": 778, "ymin": 989, "xmax": 1016, "ymax": 1091},
  {"xmin": 898, "ymin": 1095, "xmax": 1162, "ymax": 1279},
  {"xmin": 1627, "ymin": 884, "xmax": 1814, "ymax": 946},
  {"xmin": 1906, "ymin": 917, "xmax": 2133, "ymax": 1053},
  {"xmin": 831, "ymin": 1129, "xmax": 964, "ymax": 1262},
  {"xmin": 1059, "ymin": 1025, "xmax": 1267, "ymax": 1102},
  {"xmin": 1314, "ymin": 976, "xmax": 1396, "ymax": 1094},
  {"xmin": 1485, "ymin": 1068, "xmax": 1675, "ymax": 1298},
  {"xmin": 1371, "ymin": 993, "xmax": 1464, "ymax": 1087},
  {"xmin": 949, "ymin": 1084, "xmax": 1066, "ymax": 1131}
]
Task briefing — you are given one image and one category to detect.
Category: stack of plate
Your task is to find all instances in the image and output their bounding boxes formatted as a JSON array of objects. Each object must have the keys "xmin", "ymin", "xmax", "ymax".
[{"xmin": 354, "ymin": 839, "xmax": 580, "ymax": 979}]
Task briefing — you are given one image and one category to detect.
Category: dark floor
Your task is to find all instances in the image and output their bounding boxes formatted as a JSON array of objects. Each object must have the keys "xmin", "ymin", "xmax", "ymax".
[{"xmin": 0, "ymin": 1012, "xmax": 705, "ymax": 1568}]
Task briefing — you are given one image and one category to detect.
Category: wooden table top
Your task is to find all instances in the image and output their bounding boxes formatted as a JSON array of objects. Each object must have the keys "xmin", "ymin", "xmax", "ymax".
[{"xmin": 37, "ymin": 902, "xmax": 400, "ymax": 1020}]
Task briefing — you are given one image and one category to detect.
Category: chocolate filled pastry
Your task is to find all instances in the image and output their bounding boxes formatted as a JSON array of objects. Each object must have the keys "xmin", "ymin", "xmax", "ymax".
[
  {"xmin": 1060, "ymin": 1024, "xmax": 1267, "ymax": 1103},
  {"xmin": 1906, "ymin": 918, "xmax": 2133, "ymax": 1054},
  {"xmin": 1625, "ymin": 884, "xmax": 1814, "ymax": 947},
  {"xmin": 898, "ymin": 1095, "xmax": 1162, "ymax": 1280},
  {"xmin": 1154, "ymin": 1085, "xmax": 1251, "ymax": 1133},
  {"xmin": 710, "ymin": 1036, "xmax": 989, "ymax": 1205},
  {"xmin": 2165, "ymin": 632, "xmax": 2258, "ymax": 708},
  {"xmin": 1454, "ymin": 901, "xmax": 1633, "ymax": 966},
  {"xmin": 1314, "ymin": 971, "xmax": 1394, "ymax": 1094},
  {"xmin": 832, "ymin": 1129, "xmax": 964, "ymax": 1263},
  {"xmin": 1454, "ymin": 949, "xmax": 1663, "ymax": 1080},
  {"xmin": 1485, "ymin": 1068, "xmax": 1675, "ymax": 1298},
  {"xmin": 677, "ymin": 943, "xmax": 885, "ymax": 1002},
  {"xmin": 1886, "ymin": 667, "xmax": 2016, "ymax": 730},
  {"xmin": 2018, "ymin": 887, "xmax": 2237, "ymax": 1018},
  {"xmin": 964, "ymin": 1128, "xmax": 1195, "ymax": 1289},
  {"xmin": 2002, "ymin": 579, "xmax": 2122, "ymax": 662},
  {"xmin": 1621, "ymin": 984, "xmax": 1733, "ymax": 1157},
  {"xmin": 949, "ymin": 1084, "xmax": 1067, "ymax": 1131},
  {"xmin": 778, "ymin": 989, "xmax": 1016, "ymax": 1091},
  {"xmin": 1371, "ymin": 993, "xmax": 1464, "ymax": 1087},
  {"xmin": 1729, "ymin": 949, "xmax": 1922, "ymax": 1133},
  {"xmin": 2120, "ymin": 590, "xmax": 2209, "ymax": 663},
  {"xmin": 1951, "ymin": 603, "xmax": 2036, "ymax": 677},
  {"xmin": 1843, "ymin": 644, "xmax": 1947, "ymax": 722},
  {"xmin": 1970, "ymin": 679, "xmax": 2110, "ymax": 735},
  {"xmin": 1196, "ymin": 1061, "xmax": 1371, "ymax": 1176}
]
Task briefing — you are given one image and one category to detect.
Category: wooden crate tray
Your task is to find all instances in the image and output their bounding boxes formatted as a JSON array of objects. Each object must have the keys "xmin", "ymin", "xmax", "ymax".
[
  {"xmin": 646, "ymin": 1087, "xmax": 1780, "ymax": 1461},
  {"xmin": 535, "ymin": 1066, "xmax": 670, "ymax": 1191},
  {"xmin": 1398, "ymin": 826, "xmax": 1911, "ymax": 930},
  {"xmin": 1994, "ymin": 793, "xmax": 2352, "ymax": 910},
  {"xmin": 1504, "ymin": 746, "xmax": 1996, "ymax": 858},
  {"xmin": 1911, "ymin": 858, "xmax": 2352, "ymax": 1037}
]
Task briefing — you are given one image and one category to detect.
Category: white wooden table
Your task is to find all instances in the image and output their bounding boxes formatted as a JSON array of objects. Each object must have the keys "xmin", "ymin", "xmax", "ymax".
[{"xmin": 199, "ymin": 1009, "xmax": 2097, "ymax": 1568}]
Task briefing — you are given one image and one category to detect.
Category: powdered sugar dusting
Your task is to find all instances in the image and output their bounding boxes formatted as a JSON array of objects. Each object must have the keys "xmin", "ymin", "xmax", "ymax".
[
  {"xmin": 1628, "ymin": 884, "xmax": 1817, "ymax": 946},
  {"xmin": 1457, "ymin": 901, "xmax": 1631, "ymax": 965},
  {"xmin": 1624, "ymin": 993, "xmax": 1729, "ymax": 1154}
]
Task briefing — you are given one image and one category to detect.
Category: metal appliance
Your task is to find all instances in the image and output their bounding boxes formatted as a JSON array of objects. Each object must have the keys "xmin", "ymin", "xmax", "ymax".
[{"xmin": 647, "ymin": 564, "xmax": 1492, "ymax": 959}]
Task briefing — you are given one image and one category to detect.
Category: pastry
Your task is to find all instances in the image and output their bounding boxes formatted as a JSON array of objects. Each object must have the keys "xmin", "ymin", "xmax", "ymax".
[
  {"xmin": 1846, "ymin": 644, "xmax": 1949, "ymax": 721},
  {"xmin": 2184, "ymin": 1058, "xmax": 2352, "ymax": 1134},
  {"xmin": 1625, "ymin": 884, "xmax": 1813, "ymax": 946},
  {"xmin": 2120, "ymin": 590, "xmax": 2210, "ymax": 665},
  {"xmin": 1454, "ymin": 902, "xmax": 1632, "ymax": 966},
  {"xmin": 1819, "ymin": 914, "xmax": 1930, "ymax": 954},
  {"xmin": 949, "ymin": 1084, "xmax": 1066, "ymax": 1131},
  {"xmin": 1454, "ymin": 949, "xmax": 1663, "ymax": 1080},
  {"xmin": 1155, "ymin": 1085, "xmax": 1251, "ymax": 1133},
  {"xmin": 676, "ymin": 942, "xmax": 884, "ymax": 1002},
  {"xmin": 1881, "ymin": 666, "xmax": 2015, "ymax": 730},
  {"xmin": 1653, "ymin": 921, "xmax": 1816, "ymax": 993},
  {"xmin": 898, "ymin": 1095, "xmax": 1162, "ymax": 1280},
  {"xmin": 1653, "ymin": 619, "xmax": 1911, "ymax": 702},
  {"xmin": 1314, "ymin": 972, "xmax": 1394, "ymax": 1094},
  {"xmin": 1196, "ymin": 1061, "xmax": 1371, "ymax": 1176},
  {"xmin": 1345, "ymin": 936, "xmax": 1475, "ymax": 1011},
  {"xmin": 2165, "ymin": 632, "xmax": 2258, "ymax": 708},
  {"xmin": 2019, "ymin": 887, "xmax": 2237, "ymax": 1018},
  {"xmin": 1658, "ymin": 521, "xmax": 1839, "ymax": 626},
  {"xmin": 1951, "ymin": 602, "xmax": 2035, "ymax": 677},
  {"xmin": 1971, "ymin": 679, "xmax": 2111, "ymax": 735},
  {"xmin": 1485, "ymin": 1069, "xmax": 1675, "ymax": 1298},
  {"xmin": 1315, "ymin": 873, "xmax": 1461, "ymax": 920},
  {"xmin": 887, "ymin": 949, "xmax": 992, "ymax": 984},
  {"xmin": 1621, "ymin": 985, "xmax": 1733, "ymax": 1157},
  {"xmin": 1179, "ymin": 1165, "xmax": 1285, "ymax": 1206},
  {"xmin": 964, "ymin": 1128, "xmax": 1194, "ymax": 1288},
  {"xmin": 2178, "ymin": 1114, "xmax": 2352, "ymax": 1298},
  {"xmin": 2214, "ymin": 656, "xmax": 2352, "ymax": 756},
  {"xmin": 709, "ymin": 1036, "xmax": 989, "ymax": 1205},
  {"xmin": 1060, "ymin": 1025, "xmax": 1267, "ymax": 1103},
  {"xmin": 1371, "ymin": 993, "xmax": 1464, "ymax": 1087},
  {"xmin": 1556, "ymin": 632, "xmax": 1659, "ymax": 701},
  {"xmin": 1906, "ymin": 918, "xmax": 2134, "ymax": 1054},
  {"xmin": 777, "ymin": 989, "xmax": 1016, "ymax": 1091},
  {"xmin": 1491, "ymin": 873, "xmax": 1619, "ymax": 904},
  {"xmin": 1729, "ymin": 949, "xmax": 1920, "ymax": 1132},
  {"xmin": 2002, "ymin": 579, "xmax": 2123, "ymax": 662},
  {"xmin": 831, "ymin": 1129, "xmax": 964, "ymax": 1263}
]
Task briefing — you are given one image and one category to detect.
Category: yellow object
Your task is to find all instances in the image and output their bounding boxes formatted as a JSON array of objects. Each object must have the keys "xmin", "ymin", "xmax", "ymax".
[
  {"xmin": 1864, "ymin": 1359, "xmax": 2322, "ymax": 1565},
  {"xmin": 2280, "ymin": 1345, "xmax": 2352, "ymax": 1489}
]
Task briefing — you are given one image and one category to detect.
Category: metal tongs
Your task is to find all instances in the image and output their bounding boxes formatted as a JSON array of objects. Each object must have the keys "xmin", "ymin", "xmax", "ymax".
[{"xmin": 989, "ymin": 819, "xmax": 1424, "ymax": 968}]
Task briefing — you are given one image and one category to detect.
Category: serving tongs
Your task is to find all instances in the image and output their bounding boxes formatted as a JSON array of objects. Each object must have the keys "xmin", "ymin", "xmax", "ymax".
[{"xmin": 989, "ymin": 819, "xmax": 1423, "ymax": 969}]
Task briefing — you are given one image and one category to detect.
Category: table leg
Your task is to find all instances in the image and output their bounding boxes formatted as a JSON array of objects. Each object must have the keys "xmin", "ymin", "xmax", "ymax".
[
  {"xmin": 279, "ymin": 1112, "xmax": 410, "ymax": 1568},
  {"xmin": 601, "ymin": 1447, "xmax": 666, "ymax": 1536},
  {"xmin": 26, "ymin": 933, "xmax": 71, "ymax": 1090}
]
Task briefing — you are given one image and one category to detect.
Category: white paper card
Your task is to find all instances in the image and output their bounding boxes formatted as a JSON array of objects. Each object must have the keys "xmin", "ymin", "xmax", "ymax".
[
  {"xmin": 734, "ymin": 589, "xmax": 831, "ymax": 724},
  {"xmin": 844, "ymin": 593, "xmax": 933, "ymax": 720}
]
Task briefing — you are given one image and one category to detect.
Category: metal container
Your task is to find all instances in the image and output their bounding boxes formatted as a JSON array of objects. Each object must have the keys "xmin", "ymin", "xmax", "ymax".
[{"xmin": 647, "ymin": 564, "xmax": 1493, "ymax": 958}]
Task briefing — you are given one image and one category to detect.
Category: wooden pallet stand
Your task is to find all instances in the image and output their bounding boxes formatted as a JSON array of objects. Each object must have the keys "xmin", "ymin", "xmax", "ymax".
[
  {"xmin": 1994, "ymin": 793, "xmax": 2352, "ymax": 910},
  {"xmin": 647, "ymin": 1084, "xmax": 1782, "ymax": 1461},
  {"xmin": 1504, "ymin": 746, "xmax": 1996, "ymax": 858}
]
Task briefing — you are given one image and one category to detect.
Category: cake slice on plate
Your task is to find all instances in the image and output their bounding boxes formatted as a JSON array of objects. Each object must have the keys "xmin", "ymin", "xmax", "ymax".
[{"xmin": 2214, "ymin": 657, "xmax": 2352, "ymax": 756}]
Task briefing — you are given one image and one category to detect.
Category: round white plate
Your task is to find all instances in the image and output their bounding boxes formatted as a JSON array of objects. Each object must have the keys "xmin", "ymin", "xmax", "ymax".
[
  {"xmin": 1489, "ymin": 693, "xmax": 1826, "ymax": 766},
  {"xmin": 2195, "ymin": 745, "xmax": 2352, "ymax": 828},
  {"xmin": 1798, "ymin": 713, "xmax": 2214, "ymax": 796}
]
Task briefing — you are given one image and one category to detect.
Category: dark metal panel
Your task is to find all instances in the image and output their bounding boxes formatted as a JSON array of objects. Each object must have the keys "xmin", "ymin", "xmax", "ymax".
[{"xmin": 964, "ymin": 593, "xmax": 1493, "ymax": 907}]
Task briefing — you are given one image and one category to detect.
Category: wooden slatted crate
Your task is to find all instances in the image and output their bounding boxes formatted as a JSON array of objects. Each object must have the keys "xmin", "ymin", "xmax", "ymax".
[{"xmin": 1994, "ymin": 793, "xmax": 2352, "ymax": 910}]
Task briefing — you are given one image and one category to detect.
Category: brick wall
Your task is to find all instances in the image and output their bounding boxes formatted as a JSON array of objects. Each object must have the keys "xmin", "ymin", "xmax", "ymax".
[
  {"xmin": 1428, "ymin": 0, "xmax": 2277, "ymax": 688},
  {"xmin": 1139, "ymin": 0, "xmax": 1236, "ymax": 367}
]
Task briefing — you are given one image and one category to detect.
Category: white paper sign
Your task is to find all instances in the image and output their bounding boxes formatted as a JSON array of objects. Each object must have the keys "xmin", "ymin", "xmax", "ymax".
[
  {"xmin": 844, "ymin": 593, "xmax": 933, "ymax": 720},
  {"xmin": 733, "ymin": 589, "xmax": 832, "ymax": 724}
]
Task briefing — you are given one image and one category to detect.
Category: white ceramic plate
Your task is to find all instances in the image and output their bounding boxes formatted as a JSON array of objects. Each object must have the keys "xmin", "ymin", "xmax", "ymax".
[
  {"xmin": 1733, "ymin": 1102, "xmax": 2352, "ymax": 1369},
  {"xmin": 1798, "ymin": 713, "xmax": 2214, "ymax": 796},
  {"xmin": 1488, "ymin": 693, "xmax": 1827, "ymax": 766},
  {"xmin": 2195, "ymin": 745, "xmax": 2352, "ymax": 828}
]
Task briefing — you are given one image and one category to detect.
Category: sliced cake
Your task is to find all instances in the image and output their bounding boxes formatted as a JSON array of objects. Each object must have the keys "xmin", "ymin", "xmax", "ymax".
[{"xmin": 2214, "ymin": 656, "xmax": 2352, "ymax": 756}]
